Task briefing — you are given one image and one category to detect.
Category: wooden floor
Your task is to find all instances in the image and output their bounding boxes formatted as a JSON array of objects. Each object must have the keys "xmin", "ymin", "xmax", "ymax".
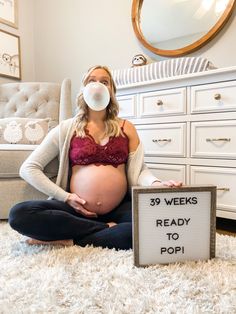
[
  {"xmin": 216, "ymin": 218, "xmax": 236, "ymax": 237},
  {"xmin": 217, "ymin": 229, "xmax": 236, "ymax": 236}
]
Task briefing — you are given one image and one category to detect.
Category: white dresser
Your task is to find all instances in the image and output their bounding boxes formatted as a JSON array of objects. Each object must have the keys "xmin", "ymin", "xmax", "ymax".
[{"xmin": 116, "ymin": 66, "xmax": 236, "ymax": 220}]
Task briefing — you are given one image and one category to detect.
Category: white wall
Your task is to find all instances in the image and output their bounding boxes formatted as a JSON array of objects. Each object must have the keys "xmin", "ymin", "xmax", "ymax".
[
  {"xmin": 1, "ymin": 1, "xmax": 236, "ymax": 106},
  {"xmin": 32, "ymin": 0, "xmax": 236, "ymax": 107},
  {"xmin": 0, "ymin": 0, "xmax": 35, "ymax": 84},
  {"xmin": 33, "ymin": 0, "xmax": 141, "ymax": 105}
]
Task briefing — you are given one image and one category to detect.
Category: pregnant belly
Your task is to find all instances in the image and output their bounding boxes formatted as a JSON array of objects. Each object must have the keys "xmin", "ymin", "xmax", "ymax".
[{"xmin": 70, "ymin": 164, "xmax": 127, "ymax": 215}]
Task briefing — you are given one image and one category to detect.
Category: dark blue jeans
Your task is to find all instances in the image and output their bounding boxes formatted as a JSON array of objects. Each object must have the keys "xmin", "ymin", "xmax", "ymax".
[{"xmin": 8, "ymin": 195, "xmax": 132, "ymax": 250}]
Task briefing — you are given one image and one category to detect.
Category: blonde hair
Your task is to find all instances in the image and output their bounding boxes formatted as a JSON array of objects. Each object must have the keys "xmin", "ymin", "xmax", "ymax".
[{"xmin": 75, "ymin": 65, "xmax": 120, "ymax": 138}]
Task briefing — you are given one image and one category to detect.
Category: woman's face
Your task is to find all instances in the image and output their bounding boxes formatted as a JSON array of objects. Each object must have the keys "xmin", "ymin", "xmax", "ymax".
[{"xmin": 86, "ymin": 68, "xmax": 112, "ymax": 94}]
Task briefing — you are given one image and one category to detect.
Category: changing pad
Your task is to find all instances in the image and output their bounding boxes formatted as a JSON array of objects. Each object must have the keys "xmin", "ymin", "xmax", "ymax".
[{"xmin": 112, "ymin": 57, "xmax": 216, "ymax": 87}]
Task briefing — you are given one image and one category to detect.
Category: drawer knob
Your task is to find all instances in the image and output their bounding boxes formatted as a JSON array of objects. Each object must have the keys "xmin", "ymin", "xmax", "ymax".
[
  {"xmin": 217, "ymin": 187, "xmax": 230, "ymax": 192},
  {"xmin": 214, "ymin": 93, "xmax": 221, "ymax": 100},
  {"xmin": 156, "ymin": 99, "xmax": 163, "ymax": 106},
  {"xmin": 206, "ymin": 138, "xmax": 231, "ymax": 142},
  {"xmin": 152, "ymin": 138, "xmax": 172, "ymax": 143}
]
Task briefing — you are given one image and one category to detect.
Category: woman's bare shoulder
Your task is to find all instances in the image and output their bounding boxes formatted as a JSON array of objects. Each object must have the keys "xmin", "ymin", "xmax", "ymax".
[
  {"xmin": 119, "ymin": 119, "xmax": 139, "ymax": 152},
  {"xmin": 118, "ymin": 118, "xmax": 135, "ymax": 129},
  {"xmin": 121, "ymin": 119, "xmax": 137, "ymax": 135}
]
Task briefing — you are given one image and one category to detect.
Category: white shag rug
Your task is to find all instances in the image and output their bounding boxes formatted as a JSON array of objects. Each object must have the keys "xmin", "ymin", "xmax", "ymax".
[{"xmin": 0, "ymin": 222, "xmax": 236, "ymax": 314}]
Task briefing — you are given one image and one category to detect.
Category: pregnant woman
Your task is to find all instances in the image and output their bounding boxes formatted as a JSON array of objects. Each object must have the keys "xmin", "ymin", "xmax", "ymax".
[{"xmin": 9, "ymin": 65, "xmax": 182, "ymax": 250}]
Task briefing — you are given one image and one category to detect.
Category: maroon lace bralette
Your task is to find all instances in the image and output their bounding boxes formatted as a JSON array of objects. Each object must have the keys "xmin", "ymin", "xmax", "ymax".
[{"xmin": 69, "ymin": 125, "xmax": 129, "ymax": 168}]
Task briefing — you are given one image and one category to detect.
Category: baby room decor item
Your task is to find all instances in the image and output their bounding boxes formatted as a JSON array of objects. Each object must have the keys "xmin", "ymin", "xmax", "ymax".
[
  {"xmin": 0, "ymin": 29, "xmax": 21, "ymax": 80},
  {"xmin": 131, "ymin": 54, "xmax": 147, "ymax": 67},
  {"xmin": 0, "ymin": 0, "xmax": 18, "ymax": 28},
  {"xmin": 0, "ymin": 118, "xmax": 50, "ymax": 145},
  {"xmin": 116, "ymin": 64, "xmax": 236, "ymax": 221},
  {"xmin": 0, "ymin": 79, "xmax": 72, "ymax": 219},
  {"xmin": 112, "ymin": 57, "xmax": 215, "ymax": 87}
]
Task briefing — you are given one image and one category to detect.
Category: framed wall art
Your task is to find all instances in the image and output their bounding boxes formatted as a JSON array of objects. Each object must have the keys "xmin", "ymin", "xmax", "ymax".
[
  {"xmin": 0, "ymin": 29, "xmax": 21, "ymax": 80},
  {"xmin": 0, "ymin": 0, "xmax": 18, "ymax": 28}
]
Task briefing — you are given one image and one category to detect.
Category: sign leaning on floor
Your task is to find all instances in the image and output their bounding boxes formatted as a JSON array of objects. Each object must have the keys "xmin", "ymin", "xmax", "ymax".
[{"xmin": 132, "ymin": 185, "xmax": 216, "ymax": 267}]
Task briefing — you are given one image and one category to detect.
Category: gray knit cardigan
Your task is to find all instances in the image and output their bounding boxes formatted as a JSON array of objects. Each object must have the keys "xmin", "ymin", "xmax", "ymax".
[{"xmin": 20, "ymin": 117, "xmax": 158, "ymax": 202}]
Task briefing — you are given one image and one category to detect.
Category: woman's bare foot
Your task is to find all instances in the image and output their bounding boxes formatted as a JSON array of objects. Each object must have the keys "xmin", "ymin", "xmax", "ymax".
[
  {"xmin": 26, "ymin": 238, "xmax": 74, "ymax": 246},
  {"xmin": 107, "ymin": 222, "xmax": 117, "ymax": 228}
]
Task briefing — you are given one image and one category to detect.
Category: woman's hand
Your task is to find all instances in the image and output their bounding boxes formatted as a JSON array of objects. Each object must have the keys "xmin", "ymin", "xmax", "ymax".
[
  {"xmin": 152, "ymin": 180, "xmax": 183, "ymax": 187},
  {"xmin": 66, "ymin": 193, "xmax": 97, "ymax": 218}
]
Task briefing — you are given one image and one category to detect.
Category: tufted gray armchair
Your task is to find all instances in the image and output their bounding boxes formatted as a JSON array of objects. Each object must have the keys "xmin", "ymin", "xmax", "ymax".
[{"xmin": 0, "ymin": 79, "xmax": 72, "ymax": 219}]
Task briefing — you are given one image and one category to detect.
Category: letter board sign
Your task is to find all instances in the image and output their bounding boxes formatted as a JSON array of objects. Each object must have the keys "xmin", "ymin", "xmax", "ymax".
[{"xmin": 132, "ymin": 185, "xmax": 216, "ymax": 267}]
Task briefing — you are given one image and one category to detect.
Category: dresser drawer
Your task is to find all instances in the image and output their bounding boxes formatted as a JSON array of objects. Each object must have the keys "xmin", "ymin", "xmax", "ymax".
[
  {"xmin": 147, "ymin": 163, "xmax": 186, "ymax": 183},
  {"xmin": 191, "ymin": 120, "xmax": 236, "ymax": 159},
  {"xmin": 139, "ymin": 87, "xmax": 186, "ymax": 117},
  {"xmin": 191, "ymin": 80, "xmax": 236, "ymax": 113},
  {"xmin": 137, "ymin": 123, "xmax": 186, "ymax": 157},
  {"xmin": 190, "ymin": 166, "xmax": 236, "ymax": 213},
  {"xmin": 117, "ymin": 95, "xmax": 137, "ymax": 118}
]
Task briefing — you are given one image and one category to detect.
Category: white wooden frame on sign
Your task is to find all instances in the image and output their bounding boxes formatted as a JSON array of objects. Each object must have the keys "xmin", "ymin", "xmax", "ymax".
[
  {"xmin": 132, "ymin": 185, "xmax": 216, "ymax": 267},
  {"xmin": 0, "ymin": 0, "xmax": 18, "ymax": 28}
]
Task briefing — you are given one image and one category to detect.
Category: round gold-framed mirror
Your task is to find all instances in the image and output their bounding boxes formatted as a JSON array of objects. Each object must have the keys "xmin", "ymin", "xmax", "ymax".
[{"xmin": 132, "ymin": 0, "xmax": 235, "ymax": 57}]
